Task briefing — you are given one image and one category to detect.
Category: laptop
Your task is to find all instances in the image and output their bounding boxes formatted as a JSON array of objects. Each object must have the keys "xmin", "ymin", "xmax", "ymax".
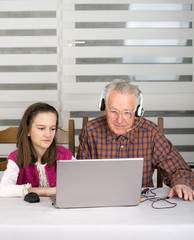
[{"xmin": 52, "ymin": 158, "xmax": 143, "ymax": 208}]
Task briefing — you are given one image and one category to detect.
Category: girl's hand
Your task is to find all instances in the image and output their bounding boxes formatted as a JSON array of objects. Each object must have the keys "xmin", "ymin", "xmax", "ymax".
[{"xmin": 28, "ymin": 187, "xmax": 56, "ymax": 197}]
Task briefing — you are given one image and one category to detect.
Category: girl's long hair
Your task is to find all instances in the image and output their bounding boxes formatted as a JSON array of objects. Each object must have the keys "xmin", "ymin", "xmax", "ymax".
[{"xmin": 16, "ymin": 102, "xmax": 59, "ymax": 168}]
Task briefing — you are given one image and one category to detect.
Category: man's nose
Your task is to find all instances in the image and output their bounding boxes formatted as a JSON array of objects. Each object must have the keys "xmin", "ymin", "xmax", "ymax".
[{"xmin": 117, "ymin": 112, "xmax": 123, "ymax": 123}]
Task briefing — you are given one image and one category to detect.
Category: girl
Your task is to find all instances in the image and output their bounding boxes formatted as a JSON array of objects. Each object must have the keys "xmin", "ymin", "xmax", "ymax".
[{"xmin": 0, "ymin": 102, "xmax": 74, "ymax": 197}]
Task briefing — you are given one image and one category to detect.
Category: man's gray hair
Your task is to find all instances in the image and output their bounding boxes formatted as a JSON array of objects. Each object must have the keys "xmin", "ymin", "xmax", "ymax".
[{"xmin": 103, "ymin": 79, "xmax": 141, "ymax": 106}]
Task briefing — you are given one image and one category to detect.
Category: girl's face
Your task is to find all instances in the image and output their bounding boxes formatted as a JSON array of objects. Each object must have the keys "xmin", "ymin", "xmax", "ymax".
[{"xmin": 28, "ymin": 112, "xmax": 57, "ymax": 157}]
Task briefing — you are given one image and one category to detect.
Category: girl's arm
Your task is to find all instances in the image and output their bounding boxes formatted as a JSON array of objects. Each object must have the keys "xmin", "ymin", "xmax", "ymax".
[
  {"xmin": 0, "ymin": 160, "xmax": 56, "ymax": 197},
  {"xmin": 28, "ymin": 186, "xmax": 56, "ymax": 196},
  {"xmin": 0, "ymin": 160, "xmax": 31, "ymax": 197}
]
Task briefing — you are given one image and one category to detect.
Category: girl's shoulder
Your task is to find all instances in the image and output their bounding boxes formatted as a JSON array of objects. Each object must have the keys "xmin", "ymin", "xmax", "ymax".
[
  {"xmin": 56, "ymin": 145, "xmax": 73, "ymax": 160},
  {"xmin": 7, "ymin": 150, "xmax": 18, "ymax": 163}
]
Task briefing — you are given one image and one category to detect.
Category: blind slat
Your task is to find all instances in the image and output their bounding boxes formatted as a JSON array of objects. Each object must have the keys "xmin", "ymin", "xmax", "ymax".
[
  {"xmin": 0, "ymin": 37, "xmax": 57, "ymax": 47},
  {"xmin": 0, "ymin": 90, "xmax": 57, "ymax": 102},
  {"xmin": 63, "ymin": 0, "xmax": 192, "ymax": 3},
  {"xmin": 0, "ymin": 73, "xmax": 57, "ymax": 84},
  {"xmin": 62, "ymin": 64, "xmax": 194, "ymax": 75},
  {"xmin": 63, "ymin": 29, "xmax": 194, "ymax": 39},
  {"xmin": 0, "ymin": 55, "xmax": 57, "ymax": 65},
  {"xmin": 0, "ymin": 19, "xmax": 56, "ymax": 29},
  {"xmin": 60, "ymin": 82, "xmax": 194, "ymax": 94},
  {"xmin": 0, "ymin": 1, "xmax": 56, "ymax": 11},
  {"xmin": 63, "ymin": 46, "xmax": 194, "ymax": 57},
  {"xmin": 63, "ymin": 11, "xmax": 194, "ymax": 22}
]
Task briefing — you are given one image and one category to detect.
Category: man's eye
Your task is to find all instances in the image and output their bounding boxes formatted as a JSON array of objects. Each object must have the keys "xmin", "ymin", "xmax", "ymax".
[
  {"xmin": 39, "ymin": 128, "xmax": 44, "ymax": 130},
  {"xmin": 110, "ymin": 110, "xmax": 117, "ymax": 114},
  {"xmin": 124, "ymin": 111, "xmax": 131, "ymax": 115},
  {"xmin": 51, "ymin": 128, "xmax": 56, "ymax": 131}
]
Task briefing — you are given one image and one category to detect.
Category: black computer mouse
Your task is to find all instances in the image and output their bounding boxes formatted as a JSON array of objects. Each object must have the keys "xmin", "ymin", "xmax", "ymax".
[{"xmin": 24, "ymin": 192, "xmax": 40, "ymax": 203}]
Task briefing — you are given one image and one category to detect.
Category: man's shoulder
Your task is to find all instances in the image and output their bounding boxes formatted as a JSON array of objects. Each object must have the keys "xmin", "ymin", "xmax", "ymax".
[
  {"xmin": 85, "ymin": 115, "xmax": 107, "ymax": 131},
  {"xmin": 140, "ymin": 117, "xmax": 161, "ymax": 132}
]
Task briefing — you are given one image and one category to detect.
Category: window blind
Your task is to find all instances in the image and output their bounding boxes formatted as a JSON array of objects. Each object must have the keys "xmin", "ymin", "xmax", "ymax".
[
  {"xmin": 59, "ymin": 0, "xmax": 194, "ymax": 161},
  {"xmin": 0, "ymin": 0, "xmax": 57, "ymax": 155}
]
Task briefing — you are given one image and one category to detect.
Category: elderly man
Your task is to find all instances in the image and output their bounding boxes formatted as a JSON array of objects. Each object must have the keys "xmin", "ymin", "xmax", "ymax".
[{"xmin": 77, "ymin": 79, "xmax": 194, "ymax": 201}]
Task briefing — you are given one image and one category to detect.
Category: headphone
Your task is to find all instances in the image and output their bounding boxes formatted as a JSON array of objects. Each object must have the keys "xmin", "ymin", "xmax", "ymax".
[
  {"xmin": 135, "ymin": 93, "xmax": 144, "ymax": 117},
  {"xmin": 98, "ymin": 91, "xmax": 106, "ymax": 111},
  {"xmin": 98, "ymin": 90, "xmax": 144, "ymax": 118}
]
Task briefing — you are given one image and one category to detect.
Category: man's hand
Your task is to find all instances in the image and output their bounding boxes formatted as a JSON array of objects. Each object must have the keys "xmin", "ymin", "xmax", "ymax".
[{"xmin": 168, "ymin": 184, "xmax": 194, "ymax": 201}]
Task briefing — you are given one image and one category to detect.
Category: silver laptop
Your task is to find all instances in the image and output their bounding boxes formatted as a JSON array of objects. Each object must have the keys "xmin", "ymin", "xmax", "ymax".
[{"xmin": 52, "ymin": 158, "xmax": 143, "ymax": 208}]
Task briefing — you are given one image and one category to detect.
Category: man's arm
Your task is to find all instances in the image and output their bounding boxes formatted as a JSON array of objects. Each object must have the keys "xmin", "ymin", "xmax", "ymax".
[{"xmin": 153, "ymin": 130, "xmax": 194, "ymax": 200}]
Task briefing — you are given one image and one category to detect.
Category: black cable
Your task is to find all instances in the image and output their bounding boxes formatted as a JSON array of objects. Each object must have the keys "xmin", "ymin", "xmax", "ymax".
[{"xmin": 141, "ymin": 188, "xmax": 177, "ymax": 209}]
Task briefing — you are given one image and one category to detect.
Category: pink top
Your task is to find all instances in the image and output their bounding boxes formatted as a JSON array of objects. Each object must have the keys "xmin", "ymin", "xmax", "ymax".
[{"xmin": 8, "ymin": 145, "xmax": 73, "ymax": 187}]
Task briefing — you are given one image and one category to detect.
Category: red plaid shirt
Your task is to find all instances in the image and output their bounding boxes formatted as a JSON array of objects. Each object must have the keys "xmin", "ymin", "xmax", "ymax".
[{"xmin": 77, "ymin": 115, "xmax": 194, "ymax": 188}]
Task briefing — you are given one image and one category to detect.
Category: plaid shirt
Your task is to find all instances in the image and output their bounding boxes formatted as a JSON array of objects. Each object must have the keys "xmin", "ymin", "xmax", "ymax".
[{"xmin": 77, "ymin": 115, "xmax": 194, "ymax": 189}]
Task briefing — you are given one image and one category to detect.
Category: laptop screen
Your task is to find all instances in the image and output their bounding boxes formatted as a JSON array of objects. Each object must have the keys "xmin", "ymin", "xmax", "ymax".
[{"xmin": 54, "ymin": 158, "xmax": 143, "ymax": 208}]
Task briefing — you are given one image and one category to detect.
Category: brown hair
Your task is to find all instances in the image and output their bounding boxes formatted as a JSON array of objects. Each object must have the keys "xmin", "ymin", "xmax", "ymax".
[{"xmin": 16, "ymin": 102, "xmax": 59, "ymax": 168}]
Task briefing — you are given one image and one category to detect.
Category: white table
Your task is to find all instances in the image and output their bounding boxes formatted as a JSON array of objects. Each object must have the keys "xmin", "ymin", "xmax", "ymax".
[{"xmin": 0, "ymin": 188, "xmax": 193, "ymax": 240}]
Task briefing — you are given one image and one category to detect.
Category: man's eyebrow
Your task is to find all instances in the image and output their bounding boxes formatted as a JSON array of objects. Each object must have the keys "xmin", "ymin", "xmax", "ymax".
[{"xmin": 108, "ymin": 106, "xmax": 134, "ymax": 112}]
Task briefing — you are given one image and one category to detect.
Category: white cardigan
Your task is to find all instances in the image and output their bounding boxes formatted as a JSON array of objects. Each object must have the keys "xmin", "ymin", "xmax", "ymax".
[{"xmin": 0, "ymin": 160, "xmax": 31, "ymax": 197}]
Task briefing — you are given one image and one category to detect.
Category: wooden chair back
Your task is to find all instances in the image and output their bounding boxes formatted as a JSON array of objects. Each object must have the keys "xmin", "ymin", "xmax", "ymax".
[
  {"xmin": 0, "ymin": 161, "xmax": 8, "ymax": 171},
  {"xmin": 0, "ymin": 127, "xmax": 18, "ymax": 144},
  {"xmin": 56, "ymin": 119, "xmax": 75, "ymax": 156},
  {"xmin": 156, "ymin": 117, "xmax": 164, "ymax": 187},
  {"xmin": 82, "ymin": 116, "xmax": 89, "ymax": 128},
  {"xmin": 0, "ymin": 127, "xmax": 18, "ymax": 171}
]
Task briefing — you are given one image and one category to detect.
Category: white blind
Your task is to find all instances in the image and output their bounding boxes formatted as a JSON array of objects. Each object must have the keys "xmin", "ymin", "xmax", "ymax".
[
  {"xmin": 0, "ymin": 0, "xmax": 57, "ymax": 123},
  {"xmin": 59, "ymin": 0, "xmax": 194, "ymax": 161},
  {"xmin": 0, "ymin": 0, "xmax": 57, "ymax": 155},
  {"xmin": 60, "ymin": 0, "xmax": 194, "ymax": 96}
]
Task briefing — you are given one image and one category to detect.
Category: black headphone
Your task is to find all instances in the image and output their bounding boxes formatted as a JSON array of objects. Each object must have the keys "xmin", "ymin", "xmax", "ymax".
[
  {"xmin": 135, "ymin": 93, "xmax": 144, "ymax": 117},
  {"xmin": 98, "ymin": 90, "xmax": 144, "ymax": 117},
  {"xmin": 98, "ymin": 91, "xmax": 106, "ymax": 111}
]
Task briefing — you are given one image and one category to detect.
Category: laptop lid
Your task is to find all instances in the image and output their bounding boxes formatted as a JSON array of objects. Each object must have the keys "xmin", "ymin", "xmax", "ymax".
[{"xmin": 53, "ymin": 158, "xmax": 143, "ymax": 208}]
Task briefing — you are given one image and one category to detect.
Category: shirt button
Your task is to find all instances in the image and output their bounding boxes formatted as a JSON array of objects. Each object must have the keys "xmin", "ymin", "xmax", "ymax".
[{"xmin": 121, "ymin": 145, "xmax": 124, "ymax": 148}]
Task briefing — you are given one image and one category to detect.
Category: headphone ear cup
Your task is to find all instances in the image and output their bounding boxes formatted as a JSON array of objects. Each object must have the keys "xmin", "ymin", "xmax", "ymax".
[
  {"xmin": 135, "ymin": 104, "xmax": 144, "ymax": 117},
  {"xmin": 100, "ymin": 98, "xmax": 106, "ymax": 111},
  {"xmin": 135, "ymin": 93, "xmax": 144, "ymax": 117},
  {"xmin": 135, "ymin": 104, "xmax": 140, "ymax": 117}
]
